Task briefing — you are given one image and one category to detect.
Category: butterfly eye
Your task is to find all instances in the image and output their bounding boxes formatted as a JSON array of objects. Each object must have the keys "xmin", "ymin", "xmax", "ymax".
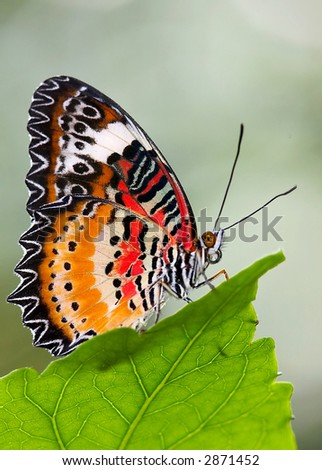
[{"xmin": 201, "ymin": 231, "xmax": 217, "ymax": 248}]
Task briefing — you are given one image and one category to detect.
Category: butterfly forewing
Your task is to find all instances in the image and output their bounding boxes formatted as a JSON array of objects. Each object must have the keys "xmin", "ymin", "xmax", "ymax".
[{"xmin": 26, "ymin": 76, "xmax": 197, "ymax": 249}]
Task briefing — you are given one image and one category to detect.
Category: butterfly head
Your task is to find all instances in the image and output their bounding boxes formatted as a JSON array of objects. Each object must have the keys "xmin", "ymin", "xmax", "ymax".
[{"xmin": 200, "ymin": 228, "xmax": 224, "ymax": 264}]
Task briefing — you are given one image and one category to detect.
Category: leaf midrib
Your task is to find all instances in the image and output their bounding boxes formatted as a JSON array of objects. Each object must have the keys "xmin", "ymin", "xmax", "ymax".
[{"xmin": 118, "ymin": 278, "xmax": 255, "ymax": 449}]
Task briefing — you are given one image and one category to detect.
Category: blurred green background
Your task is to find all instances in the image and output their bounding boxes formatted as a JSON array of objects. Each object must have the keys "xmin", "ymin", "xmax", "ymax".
[{"xmin": 0, "ymin": 0, "xmax": 321, "ymax": 450}]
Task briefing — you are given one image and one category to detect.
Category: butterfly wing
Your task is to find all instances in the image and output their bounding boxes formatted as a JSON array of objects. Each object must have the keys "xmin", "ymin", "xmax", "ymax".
[
  {"xmin": 9, "ymin": 76, "xmax": 197, "ymax": 355},
  {"xmin": 26, "ymin": 76, "xmax": 197, "ymax": 250},
  {"xmin": 9, "ymin": 196, "xmax": 177, "ymax": 355}
]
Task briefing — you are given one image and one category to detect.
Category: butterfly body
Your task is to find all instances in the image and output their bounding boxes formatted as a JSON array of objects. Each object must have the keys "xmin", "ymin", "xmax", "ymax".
[{"xmin": 8, "ymin": 76, "xmax": 223, "ymax": 356}]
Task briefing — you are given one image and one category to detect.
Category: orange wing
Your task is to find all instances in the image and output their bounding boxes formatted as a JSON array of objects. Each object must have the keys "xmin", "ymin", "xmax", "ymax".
[
  {"xmin": 9, "ymin": 196, "xmax": 177, "ymax": 355},
  {"xmin": 9, "ymin": 76, "xmax": 198, "ymax": 355}
]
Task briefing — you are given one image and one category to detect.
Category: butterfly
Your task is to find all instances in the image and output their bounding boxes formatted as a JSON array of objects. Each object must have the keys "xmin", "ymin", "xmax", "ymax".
[{"xmin": 8, "ymin": 76, "xmax": 296, "ymax": 356}]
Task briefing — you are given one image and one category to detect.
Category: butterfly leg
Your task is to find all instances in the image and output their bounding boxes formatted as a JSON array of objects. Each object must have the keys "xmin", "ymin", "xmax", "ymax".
[
  {"xmin": 154, "ymin": 282, "xmax": 162, "ymax": 324},
  {"xmin": 195, "ymin": 268, "xmax": 229, "ymax": 289},
  {"xmin": 150, "ymin": 280, "xmax": 170, "ymax": 326},
  {"xmin": 162, "ymin": 280, "xmax": 192, "ymax": 304}
]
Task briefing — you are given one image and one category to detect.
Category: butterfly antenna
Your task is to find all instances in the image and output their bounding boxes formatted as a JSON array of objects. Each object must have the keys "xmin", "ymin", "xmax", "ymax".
[
  {"xmin": 214, "ymin": 124, "xmax": 244, "ymax": 230},
  {"xmin": 223, "ymin": 185, "xmax": 297, "ymax": 231}
]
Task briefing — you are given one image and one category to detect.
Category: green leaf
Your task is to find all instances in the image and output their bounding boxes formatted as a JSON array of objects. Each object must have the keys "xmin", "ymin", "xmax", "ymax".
[{"xmin": 0, "ymin": 252, "xmax": 296, "ymax": 450}]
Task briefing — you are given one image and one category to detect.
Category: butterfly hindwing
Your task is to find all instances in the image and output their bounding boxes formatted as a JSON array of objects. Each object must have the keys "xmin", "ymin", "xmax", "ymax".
[{"xmin": 9, "ymin": 196, "xmax": 177, "ymax": 355}]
